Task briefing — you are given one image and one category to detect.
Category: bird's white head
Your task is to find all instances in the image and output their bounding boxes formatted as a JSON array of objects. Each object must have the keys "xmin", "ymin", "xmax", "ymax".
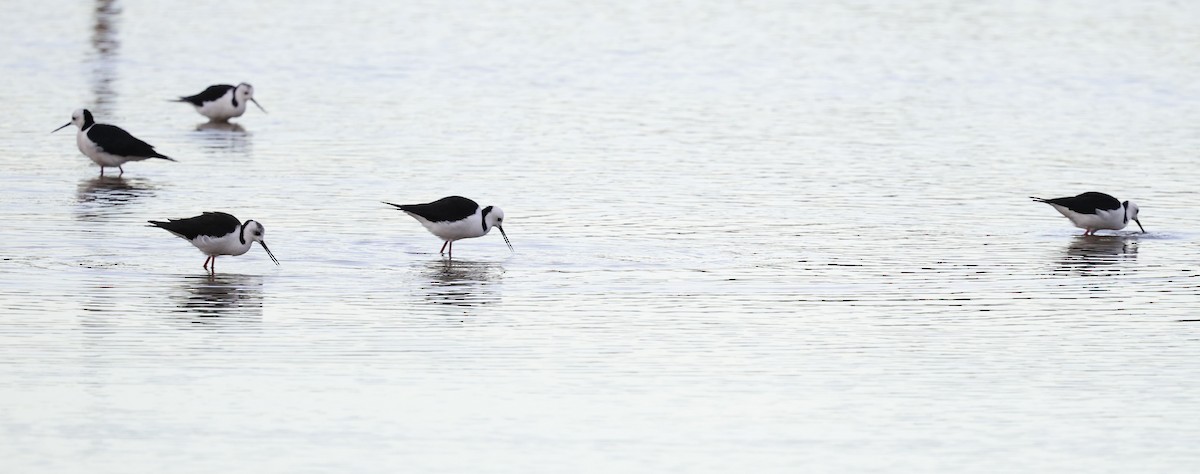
[
  {"xmin": 235, "ymin": 83, "xmax": 267, "ymax": 113},
  {"xmin": 1123, "ymin": 201, "xmax": 1144, "ymax": 233},
  {"xmin": 242, "ymin": 220, "xmax": 280, "ymax": 264},
  {"xmin": 481, "ymin": 206, "xmax": 513, "ymax": 252},
  {"xmin": 53, "ymin": 109, "xmax": 94, "ymax": 133}
]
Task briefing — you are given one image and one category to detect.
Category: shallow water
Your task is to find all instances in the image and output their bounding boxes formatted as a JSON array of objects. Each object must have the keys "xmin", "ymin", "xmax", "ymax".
[{"xmin": 2, "ymin": 0, "xmax": 1200, "ymax": 472}]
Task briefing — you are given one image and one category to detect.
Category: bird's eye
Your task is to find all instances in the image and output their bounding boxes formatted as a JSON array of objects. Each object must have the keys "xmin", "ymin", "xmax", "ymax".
[{"xmin": 255, "ymin": 232, "xmax": 262, "ymax": 236}]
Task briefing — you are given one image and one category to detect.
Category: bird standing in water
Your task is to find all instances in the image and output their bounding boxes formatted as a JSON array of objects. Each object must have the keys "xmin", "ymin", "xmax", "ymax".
[
  {"xmin": 383, "ymin": 196, "xmax": 513, "ymax": 258},
  {"xmin": 1031, "ymin": 192, "xmax": 1144, "ymax": 235},
  {"xmin": 148, "ymin": 212, "xmax": 279, "ymax": 273},
  {"xmin": 174, "ymin": 83, "xmax": 267, "ymax": 122},
  {"xmin": 52, "ymin": 108, "xmax": 175, "ymax": 177}
]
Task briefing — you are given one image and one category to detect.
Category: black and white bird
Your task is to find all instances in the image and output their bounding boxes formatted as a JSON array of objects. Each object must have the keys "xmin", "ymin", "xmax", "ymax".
[
  {"xmin": 383, "ymin": 196, "xmax": 513, "ymax": 258},
  {"xmin": 148, "ymin": 212, "xmax": 279, "ymax": 273},
  {"xmin": 174, "ymin": 83, "xmax": 266, "ymax": 122},
  {"xmin": 52, "ymin": 109, "xmax": 175, "ymax": 177},
  {"xmin": 1031, "ymin": 192, "xmax": 1144, "ymax": 235}
]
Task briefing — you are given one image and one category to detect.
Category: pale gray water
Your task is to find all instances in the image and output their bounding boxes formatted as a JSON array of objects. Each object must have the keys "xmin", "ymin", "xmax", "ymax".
[{"xmin": 2, "ymin": 0, "xmax": 1200, "ymax": 472}]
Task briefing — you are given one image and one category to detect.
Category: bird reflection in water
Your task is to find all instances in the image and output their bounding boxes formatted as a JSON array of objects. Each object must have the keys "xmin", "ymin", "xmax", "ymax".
[
  {"xmin": 172, "ymin": 273, "xmax": 264, "ymax": 320},
  {"xmin": 1056, "ymin": 235, "xmax": 1138, "ymax": 277},
  {"xmin": 75, "ymin": 177, "xmax": 157, "ymax": 221},
  {"xmin": 193, "ymin": 121, "xmax": 252, "ymax": 154},
  {"xmin": 77, "ymin": 176, "xmax": 155, "ymax": 204},
  {"xmin": 421, "ymin": 259, "xmax": 504, "ymax": 307},
  {"xmin": 89, "ymin": 0, "xmax": 120, "ymax": 117}
]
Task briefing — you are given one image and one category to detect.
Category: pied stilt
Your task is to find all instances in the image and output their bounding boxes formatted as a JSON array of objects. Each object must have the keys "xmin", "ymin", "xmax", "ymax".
[
  {"xmin": 383, "ymin": 196, "xmax": 513, "ymax": 258},
  {"xmin": 1031, "ymin": 191, "xmax": 1144, "ymax": 235},
  {"xmin": 174, "ymin": 83, "xmax": 266, "ymax": 122},
  {"xmin": 148, "ymin": 212, "xmax": 279, "ymax": 273},
  {"xmin": 53, "ymin": 109, "xmax": 175, "ymax": 177}
]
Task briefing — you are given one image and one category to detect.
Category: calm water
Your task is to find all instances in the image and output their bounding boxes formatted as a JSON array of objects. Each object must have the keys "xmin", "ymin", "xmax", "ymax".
[{"xmin": 2, "ymin": 0, "xmax": 1200, "ymax": 472}]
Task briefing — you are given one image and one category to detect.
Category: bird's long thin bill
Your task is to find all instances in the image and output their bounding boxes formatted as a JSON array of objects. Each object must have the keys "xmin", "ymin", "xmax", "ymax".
[
  {"xmin": 51, "ymin": 122, "xmax": 71, "ymax": 133},
  {"xmin": 260, "ymin": 241, "xmax": 280, "ymax": 265},
  {"xmin": 250, "ymin": 98, "xmax": 267, "ymax": 114},
  {"xmin": 1135, "ymin": 219, "xmax": 1145, "ymax": 233},
  {"xmin": 497, "ymin": 226, "xmax": 514, "ymax": 252}
]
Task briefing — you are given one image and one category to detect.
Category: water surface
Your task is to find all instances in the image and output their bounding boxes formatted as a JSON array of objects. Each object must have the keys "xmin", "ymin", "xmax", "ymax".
[{"xmin": 2, "ymin": 0, "xmax": 1200, "ymax": 472}]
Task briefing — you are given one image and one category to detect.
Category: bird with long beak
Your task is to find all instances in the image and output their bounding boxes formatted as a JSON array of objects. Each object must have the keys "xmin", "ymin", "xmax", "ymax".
[
  {"xmin": 53, "ymin": 108, "xmax": 175, "ymax": 177},
  {"xmin": 173, "ymin": 82, "xmax": 267, "ymax": 122},
  {"xmin": 1031, "ymin": 192, "xmax": 1144, "ymax": 235},
  {"xmin": 148, "ymin": 212, "xmax": 279, "ymax": 274},
  {"xmin": 383, "ymin": 196, "xmax": 513, "ymax": 259}
]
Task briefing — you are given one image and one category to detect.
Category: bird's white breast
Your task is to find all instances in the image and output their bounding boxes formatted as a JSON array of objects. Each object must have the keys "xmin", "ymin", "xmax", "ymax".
[
  {"xmin": 1053, "ymin": 205, "xmax": 1127, "ymax": 231},
  {"xmin": 194, "ymin": 90, "xmax": 246, "ymax": 121},
  {"xmin": 189, "ymin": 232, "xmax": 252, "ymax": 256},
  {"xmin": 408, "ymin": 213, "xmax": 488, "ymax": 241},
  {"xmin": 77, "ymin": 130, "xmax": 124, "ymax": 167}
]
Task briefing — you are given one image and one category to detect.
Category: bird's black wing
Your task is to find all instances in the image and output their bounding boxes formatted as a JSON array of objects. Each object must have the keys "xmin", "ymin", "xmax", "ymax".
[
  {"xmin": 148, "ymin": 212, "xmax": 240, "ymax": 240},
  {"xmin": 89, "ymin": 124, "xmax": 173, "ymax": 160},
  {"xmin": 1034, "ymin": 192, "xmax": 1121, "ymax": 214},
  {"xmin": 176, "ymin": 84, "xmax": 234, "ymax": 106},
  {"xmin": 383, "ymin": 196, "xmax": 479, "ymax": 222}
]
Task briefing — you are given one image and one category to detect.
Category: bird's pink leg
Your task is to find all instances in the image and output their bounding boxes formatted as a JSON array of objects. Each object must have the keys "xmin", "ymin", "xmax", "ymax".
[
  {"xmin": 118, "ymin": 165, "xmax": 124, "ymax": 177},
  {"xmin": 211, "ymin": 256, "xmax": 216, "ymax": 274},
  {"xmin": 448, "ymin": 241, "xmax": 453, "ymax": 259},
  {"xmin": 440, "ymin": 241, "xmax": 448, "ymax": 254},
  {"xmin": 99, "ymin": 166, "xmax": 105, "ymax": 177},
  {"xmin": 203, "ymin": 256, "xmax": 211, "ymax": 270}
]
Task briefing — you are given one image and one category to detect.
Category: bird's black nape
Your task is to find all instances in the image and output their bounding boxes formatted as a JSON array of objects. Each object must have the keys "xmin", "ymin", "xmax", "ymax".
[{"xmin": 480, "ymin": 206, "xmax": 494, "ymax": 232}]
